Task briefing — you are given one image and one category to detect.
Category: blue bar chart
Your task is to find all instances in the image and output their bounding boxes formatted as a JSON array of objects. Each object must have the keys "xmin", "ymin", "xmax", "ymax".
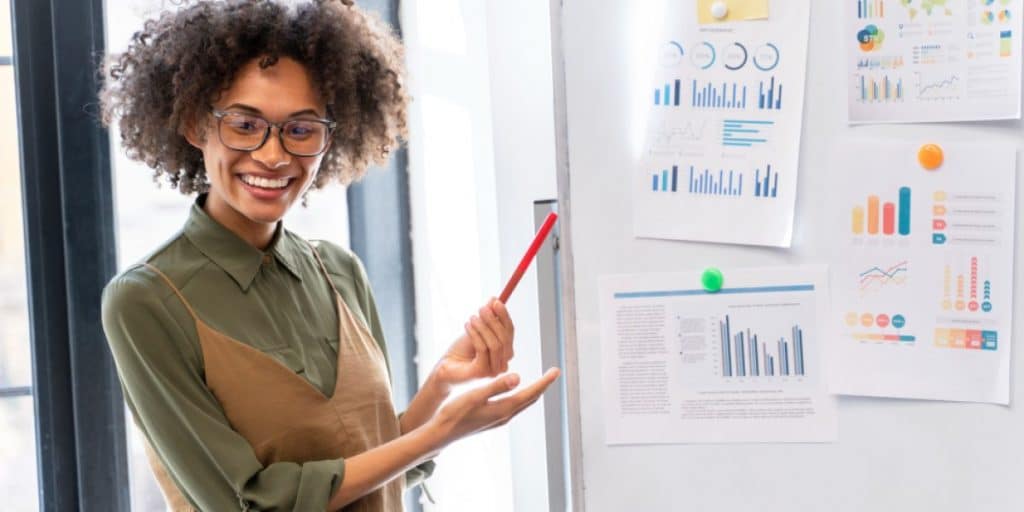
[
  {"xmin": 654, "ymin": 79, "xmax": 682, "ymax": 106},
  {"xmin": 720, "ymin": 315, "xmax": 806, "ymax": 378},
  {"xmin": 753, "ymin": 165, "xmax": 779, "ymax": 198},
  {"xmin": 692, "ymin": 80, "xmax": 748, "ymax": 109},
  {"xmin": 722, "ymin": 119, "xmax": 774, "ymax": 148},
  {"xmin": 650, "ymin": 165, "xmax": 680, "ymax": 192},
  {"xmin": 758, "ymin": 77, "xmax": 783, "ymax": 110},
  {"xmin": 648, "ymin": 163, "xmax": 785, "ymax": 199},
  {"xmin": 688, "ymin": 166, "xmax": 743, "ymax": 196}
]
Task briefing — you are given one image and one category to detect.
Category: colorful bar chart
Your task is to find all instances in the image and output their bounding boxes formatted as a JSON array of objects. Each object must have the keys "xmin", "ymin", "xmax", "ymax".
[
  {"xmin": 851, "ymin": 187, "xmax": 910, "ymax": 236},
  {"xmin": 757, "ymin": 77, "xmax": 783, "ymax": 110},
  {"xmin": 856, "ymin": 74, "xmax": 903, "ymax": 102},
  {"xmin": 753, "ymin": 165, "xmax": 778, "ymax": 198},
  {"xmin": 654, "ymin": 79, "xmax": 682, "ymax": 106},
  {"xmin": 942, "ymin": 256, "xmax": 993, "ymax": 313},
  {"xmin": 722, "ymin": 119, "xmax": 774, "ymax": 148},
  {"xmin": 688, "ymin": 166, "xmax": 744, "ymax": 196},
  {"xmin": 1000, "ymin": 30, "xmax": 1012, "ymax": 57},
  {"xmin": 720, "ymin": 315, "xmax": 806, "ymax": 378},
  {"xmin": 693, "ymin": 80, "xmax": 748, "ymax": 109},
  {"xmin": 857, "ymin": 0, "xmax": 884, "ymax": 19}
]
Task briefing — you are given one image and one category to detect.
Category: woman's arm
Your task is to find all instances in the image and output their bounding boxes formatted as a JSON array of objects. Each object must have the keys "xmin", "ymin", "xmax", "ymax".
[{"xmin": 328, "ymin": 368, "xmax": 560, "ymax": 510}]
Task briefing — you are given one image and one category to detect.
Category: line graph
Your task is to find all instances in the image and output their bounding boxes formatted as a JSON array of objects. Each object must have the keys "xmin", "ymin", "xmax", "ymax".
[
  {"xmin": 859, "ymin": 261, "xmax": 908, "ymax": 293},
  {"xmin": 915, "ymin": 72, "xmax": 961, "ymax": 101}
]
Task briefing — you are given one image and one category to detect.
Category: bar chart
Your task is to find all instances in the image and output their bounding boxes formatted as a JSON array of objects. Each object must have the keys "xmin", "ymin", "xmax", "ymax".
[
  {"xmin": 692, "ymin": 80, "xmax": 748, "ymax": 109},
  {"xmin": 719, "ymin": 315, "xmax": 806, "ymax": 378},
  {"xmin": 942, "ymin": 256, "xmax": 993, "ymax": 313},
  {"xmin": 722, "ymin": 119, "xmax": 774, "ymax": 148},
  {"xmin": 753, "ymin": 165, "xmax": 779, "ymax": 198},
  {"xmin": 851, "ymin": 186, "xmax": 911, "ymax": 236},
  {"xmin": 857, "ymin": 0, "xmax": 885, "ymax": 19},
  {"xmin": 649, "ymin": 164, "xmax": 785, "ymax": 198},
  {"xmin": 654, "ymin": 79, "xmax": 682, "ymax": 106},
  {"xmin": 687, "ymin": 166, "xmax": 743, "ymax": 196},
  {"xmin": 757, "ymin": 77, "xmax": 783, "ymax": 110},
  {"xmin": 855, "ymin": 73, "xmax": 904, "ymax": 102},
  {"xmin": 650, "ymin": 165, "xmax": 681, "ymax": 193}
]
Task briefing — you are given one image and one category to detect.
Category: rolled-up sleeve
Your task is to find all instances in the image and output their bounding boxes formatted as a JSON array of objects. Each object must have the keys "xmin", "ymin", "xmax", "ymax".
[{"xmin": 102, "ymin": 269, "xmax": 344, "ymax": 511}]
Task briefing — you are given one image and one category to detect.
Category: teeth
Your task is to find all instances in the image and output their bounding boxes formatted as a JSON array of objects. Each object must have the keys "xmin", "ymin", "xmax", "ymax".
[{"xmin": 241, "ymin": 175, "xmax": 290, "ymax": 189}]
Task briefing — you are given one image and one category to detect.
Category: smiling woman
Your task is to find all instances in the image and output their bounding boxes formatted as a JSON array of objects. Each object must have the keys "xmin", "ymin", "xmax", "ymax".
[{"xmin": 97, "ymin": 1, "xmax": 559, "ymax": 511}]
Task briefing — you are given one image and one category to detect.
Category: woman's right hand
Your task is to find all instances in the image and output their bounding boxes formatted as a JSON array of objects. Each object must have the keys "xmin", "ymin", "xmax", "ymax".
[{"xmin": 424, "ymin": 367, "xmax": 561, "ymax": 450}]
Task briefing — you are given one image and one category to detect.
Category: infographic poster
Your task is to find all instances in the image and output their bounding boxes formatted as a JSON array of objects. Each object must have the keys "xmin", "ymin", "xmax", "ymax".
[
  {"xmin": 634, "ymin": 0, "xmax": 810, "ymax": 247},
  {"xmin": 847, "ymin": 0, "xmax": 1023, "ymax": 123},
  {"xmin": 829, "ymin": 140, "xmax": 1016, "ymax": 404}
]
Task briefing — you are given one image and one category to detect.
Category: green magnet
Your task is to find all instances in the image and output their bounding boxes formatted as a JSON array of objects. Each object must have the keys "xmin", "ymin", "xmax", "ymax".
[{"xmin": 701, "ymin": 267, "xmax": 724, "ymax": 293}]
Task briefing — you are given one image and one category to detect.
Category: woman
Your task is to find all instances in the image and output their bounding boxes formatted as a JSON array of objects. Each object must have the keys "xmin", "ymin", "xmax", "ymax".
[{"xmin": 99, "ymin": 1, "xmax": 560, "ymax": 510}]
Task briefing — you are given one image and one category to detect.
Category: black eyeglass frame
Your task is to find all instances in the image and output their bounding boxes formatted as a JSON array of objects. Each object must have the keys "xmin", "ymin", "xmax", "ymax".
[{"xmin": 211, "ymin": 109, "xmax": 338, "ymax": 157}]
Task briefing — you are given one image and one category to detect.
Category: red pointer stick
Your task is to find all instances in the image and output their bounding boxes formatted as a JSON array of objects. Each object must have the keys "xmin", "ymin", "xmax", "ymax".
[{"xmin": 498, "ymin": 212, "xmax": 558, "ymax": 303}]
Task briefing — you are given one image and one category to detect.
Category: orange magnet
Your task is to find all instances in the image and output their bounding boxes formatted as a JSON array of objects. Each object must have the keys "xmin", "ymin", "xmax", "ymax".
[{"xmin": 918, "ymin": 143, "xmax": 943, "ymax": 171}]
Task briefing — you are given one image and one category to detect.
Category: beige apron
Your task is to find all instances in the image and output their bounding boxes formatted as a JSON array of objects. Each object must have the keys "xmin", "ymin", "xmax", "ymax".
[{"xmin": 141, "ymin": 244, "xmax": 403, "ymax": 512}]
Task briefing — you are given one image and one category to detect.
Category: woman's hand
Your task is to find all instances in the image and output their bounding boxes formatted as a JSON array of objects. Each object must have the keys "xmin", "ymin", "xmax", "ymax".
[
  {"xmin": 433, "ymin": 298, "xmax": 514, "ymax": 390},
  {"xmin": 424, "ymin": 368, "xmax": 561, "ymax": 451}
]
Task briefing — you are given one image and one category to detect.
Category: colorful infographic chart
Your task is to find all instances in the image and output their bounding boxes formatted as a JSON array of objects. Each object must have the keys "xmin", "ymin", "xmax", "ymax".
[
  {"xmin": 599, "ymin": 266, "xmax": 836, "ymax": 444},
  {"xmin": 847, "ymin": 0, "xmax": 1024, "ymax": 123},
  {"xmin": 634, "ymin": 2, "xmax": 810, "ymax": 247},
  {"xmin": 829, "ymin": 141, "xmax": 1015, "ymax": 404}
]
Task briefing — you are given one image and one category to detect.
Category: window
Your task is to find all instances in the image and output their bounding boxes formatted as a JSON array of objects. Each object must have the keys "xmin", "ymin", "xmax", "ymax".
[{"xmin": 0, "ymin": 0, "xmax": 38, "ymax": 509}]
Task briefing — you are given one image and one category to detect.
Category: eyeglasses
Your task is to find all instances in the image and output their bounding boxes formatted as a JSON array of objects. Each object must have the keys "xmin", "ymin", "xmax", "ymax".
[{"xmin": 211, "ymin": 109, "xmax": 337, "ymax": 157}]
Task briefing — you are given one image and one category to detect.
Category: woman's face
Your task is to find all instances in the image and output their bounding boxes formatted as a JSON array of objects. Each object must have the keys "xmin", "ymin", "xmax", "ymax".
[{"xmin": 188, "ymin": 56, "xmax": 329, "ymax": 228}]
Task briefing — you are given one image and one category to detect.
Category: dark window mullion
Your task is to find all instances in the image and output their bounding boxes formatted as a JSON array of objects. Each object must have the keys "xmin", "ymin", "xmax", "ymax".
[
  {"xmin": 51, "ymin": 0, "xmax": 128, "ymax": 509},
  {"xmin": 13, "ymin": 0, "xmax": 128, "ymax": 510},
  {"xmin": 12, "ymin": 0, "xmax": 79, "ymax": 509}
]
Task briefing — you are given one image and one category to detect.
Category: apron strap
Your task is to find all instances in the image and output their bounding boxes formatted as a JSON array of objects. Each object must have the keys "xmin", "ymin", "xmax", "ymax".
[{"xmin": 143, "ymin": 263, "xmax": 199, "ymax": 320}]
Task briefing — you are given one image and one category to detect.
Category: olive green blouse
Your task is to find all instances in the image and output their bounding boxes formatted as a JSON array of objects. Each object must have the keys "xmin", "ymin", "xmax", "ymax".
[{"xmin": 101, "ymin": 197, "xmax": 432, "ymax": 511}]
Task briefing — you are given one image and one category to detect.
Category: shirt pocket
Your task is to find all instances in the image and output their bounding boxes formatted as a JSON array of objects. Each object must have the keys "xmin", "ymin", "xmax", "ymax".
[{"xmin": 264, "ymin": 346, "xmax": 306, "ymax": 375}]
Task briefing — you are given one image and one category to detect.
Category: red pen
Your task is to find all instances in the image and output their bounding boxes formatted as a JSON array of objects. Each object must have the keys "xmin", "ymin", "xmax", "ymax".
[{"xmin": 498, "ymin": 212, "xmax": 559, "ymax": 303}]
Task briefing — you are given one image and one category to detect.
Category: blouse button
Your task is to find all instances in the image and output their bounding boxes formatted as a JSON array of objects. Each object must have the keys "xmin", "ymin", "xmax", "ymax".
[{"xmin": 262, "ymin": 254, "xmax": 272, "ymax": 265}]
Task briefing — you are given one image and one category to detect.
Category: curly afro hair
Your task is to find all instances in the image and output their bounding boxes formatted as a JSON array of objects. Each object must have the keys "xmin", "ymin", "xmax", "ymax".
[{"xmin": 100, "ymin": 0, "xmax": 408, "ymax": 194}]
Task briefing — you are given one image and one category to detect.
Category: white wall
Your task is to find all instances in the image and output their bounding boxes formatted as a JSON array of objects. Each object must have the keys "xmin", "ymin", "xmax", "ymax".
[
  {"xmin": 402, "ymin": 0, "xmax": 558, "ymax": 510},
  {"xmin": 483, "ymin": 1, "xmax": 559, "ymax": 511}
]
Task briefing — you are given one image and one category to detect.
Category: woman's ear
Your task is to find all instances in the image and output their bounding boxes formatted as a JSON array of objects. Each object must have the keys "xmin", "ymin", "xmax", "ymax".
[{"xmin": 180, "ymin": 115, "xmax": 206, "ymax": 150}]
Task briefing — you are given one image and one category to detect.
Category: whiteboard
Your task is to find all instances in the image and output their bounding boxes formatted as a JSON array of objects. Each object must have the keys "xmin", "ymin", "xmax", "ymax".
[{"xmin": 549, "ymin": 1, "xmax": 1024, "ymax": 511}]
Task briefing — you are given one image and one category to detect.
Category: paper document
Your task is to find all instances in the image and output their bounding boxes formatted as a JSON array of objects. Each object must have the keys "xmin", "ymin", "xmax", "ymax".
[
  {"xmin": 829, "ymin": 140, "xmax": 1016, "ymax": 404},
  {"xmin": 697, "ymin": 0, "xmax": 770, "ymax": 24},
  {"xmin": 847, "ymin": 0, "xmax": 1023, "ymax": 123},
  {"xmin": 599, "ymin": 266, "xmax": 837, "ymax": 444},
  {"xmin": 635, "ymin": 0, "xmax": 809, "ymax": 247}
]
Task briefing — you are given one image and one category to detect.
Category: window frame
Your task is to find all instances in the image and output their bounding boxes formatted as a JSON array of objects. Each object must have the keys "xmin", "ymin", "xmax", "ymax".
[{"xmin": 12, "ymin": 0, "xmax": 129, "ymax": 509}]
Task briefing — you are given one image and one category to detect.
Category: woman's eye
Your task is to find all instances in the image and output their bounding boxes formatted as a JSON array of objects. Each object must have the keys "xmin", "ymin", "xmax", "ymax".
[
  {"xmin": 228, "ymin": 119, "xmax": 261, "ymax": 133},
  {"xmin": 286, "ymin": 124, "xmax": 315, "ymax": 138}
]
